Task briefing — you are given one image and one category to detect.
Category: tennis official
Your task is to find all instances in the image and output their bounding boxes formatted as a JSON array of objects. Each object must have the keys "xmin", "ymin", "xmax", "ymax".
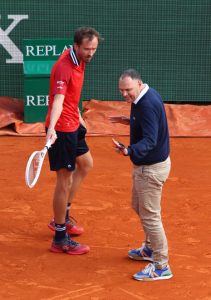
[
  {"xmin": 111, "ymin": 69, "xmax": 173, "ymax": 281},
  {"xmin": 45, "ymin": 27, "xmax": 103, "ymax": 255}
]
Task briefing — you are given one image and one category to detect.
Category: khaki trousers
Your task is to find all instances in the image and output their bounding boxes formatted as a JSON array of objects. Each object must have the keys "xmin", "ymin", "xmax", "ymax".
[{"xmin": 132, "ymin": 157, "xmax": 171, "ymax": 267}]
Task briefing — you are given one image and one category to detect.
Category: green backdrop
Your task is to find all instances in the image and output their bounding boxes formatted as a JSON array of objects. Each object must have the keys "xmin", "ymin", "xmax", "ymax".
[{"xmin": 0, "ymin": 0, "xmax": 210, "ymax": 103}]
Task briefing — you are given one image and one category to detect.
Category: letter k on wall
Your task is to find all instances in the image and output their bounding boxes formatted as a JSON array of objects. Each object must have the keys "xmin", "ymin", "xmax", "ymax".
[{"xmin": 0, "ymin": 14, "xmax": 28, "ymax": 63}]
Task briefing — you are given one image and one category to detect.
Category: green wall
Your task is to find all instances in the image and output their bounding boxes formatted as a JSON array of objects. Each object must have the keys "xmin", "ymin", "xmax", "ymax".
[{"xmin": 0, "ymin": 0, "xmax": 210, "ymax": 102}]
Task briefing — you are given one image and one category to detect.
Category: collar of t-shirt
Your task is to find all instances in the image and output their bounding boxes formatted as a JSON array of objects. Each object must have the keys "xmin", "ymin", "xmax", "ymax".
[
  {"xmin": 69, "ymin": 47, "xmax": 80, "ymax": 66},
  {"xmin": 133, "ymin": 84, "xmax": 149, "ymax": 105}
]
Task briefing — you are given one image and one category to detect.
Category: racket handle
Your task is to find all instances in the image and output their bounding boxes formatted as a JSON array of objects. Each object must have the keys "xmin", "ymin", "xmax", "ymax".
[{"xmin": 45, "ymin": 139, "xmax": 52, "ymax": 150}]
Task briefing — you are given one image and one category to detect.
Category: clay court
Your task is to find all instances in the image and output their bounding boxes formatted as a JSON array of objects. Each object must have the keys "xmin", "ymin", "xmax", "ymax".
[{"xmin": 0, "ymin": 100, "xmax": 211, "ymax": 299}]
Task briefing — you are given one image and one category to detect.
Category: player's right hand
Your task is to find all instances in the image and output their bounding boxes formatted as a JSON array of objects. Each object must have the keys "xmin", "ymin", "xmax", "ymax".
[{"xmin": 46, "ymin": 127, "xmax": 57, "ymax": 145}]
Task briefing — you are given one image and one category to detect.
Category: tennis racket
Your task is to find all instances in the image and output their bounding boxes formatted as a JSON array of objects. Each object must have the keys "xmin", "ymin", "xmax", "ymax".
[{"xmin": 25, "ymin": 140, "xmax": 52, "ymax": 188}]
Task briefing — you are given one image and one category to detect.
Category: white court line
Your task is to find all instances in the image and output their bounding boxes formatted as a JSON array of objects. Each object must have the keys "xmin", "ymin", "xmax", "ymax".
[
  {"xmin": 61, "ymin": 288, "xmax": 105, "ymax": 300},
  {"xmin": 119, "ymin": 288, "xmax": 147, "ymax": 300},
  {"xmin": 44, "ymin": 285, "xmax": 104, "ymax": 300}
]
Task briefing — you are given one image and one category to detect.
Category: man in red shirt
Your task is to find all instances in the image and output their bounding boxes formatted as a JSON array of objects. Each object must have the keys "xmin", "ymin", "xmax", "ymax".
[{"xmin": 45, "ymin": 27, "xmax": 102, "ymax": 255}]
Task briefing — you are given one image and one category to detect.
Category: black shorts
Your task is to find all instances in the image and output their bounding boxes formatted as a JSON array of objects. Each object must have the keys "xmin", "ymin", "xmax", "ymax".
[{"xmin": 47, "ymin": 124, "xmax": 89, "ymax": 171}]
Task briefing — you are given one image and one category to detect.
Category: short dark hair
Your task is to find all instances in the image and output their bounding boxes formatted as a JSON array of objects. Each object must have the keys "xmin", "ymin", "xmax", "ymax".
[
  {"xmin": 119, "ymin": 69, "xmax": 142, "ymax": 81},
  {"xmin": 74, "ymin": 27, "xmax": 103, "ymax": 45}
]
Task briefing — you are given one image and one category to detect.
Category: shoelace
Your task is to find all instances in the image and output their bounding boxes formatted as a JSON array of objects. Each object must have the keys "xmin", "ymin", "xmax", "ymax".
[
  {"xmin": 136, "ymin": 247, "xmax": 143, "ymax": 252},
  {"xmin": 137, "ymin": 245, "xmax": 152, "ymax": 257},
  {"xmin": 67, "ymin": 237, "xmax": 79, "ymax": 247},
  {"xmin": 142, "ymin": 263, "xmax": 156, "ymax": 276},
  {"xmin": 137, "ymin": 243, "xmax": 151, "ymax": 252},
  {"xmin": 66, "ymin": 216, "xmax": 77, "ymax": 226}
]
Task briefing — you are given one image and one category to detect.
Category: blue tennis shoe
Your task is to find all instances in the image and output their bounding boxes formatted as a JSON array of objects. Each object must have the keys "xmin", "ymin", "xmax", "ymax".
[
  {"xmin": 128, "ymin": 244, "xmax": 153, "ymax": 262},
  {"xmin": 133, "ymin": 263, "xmax": 173, "ymax": 281}
]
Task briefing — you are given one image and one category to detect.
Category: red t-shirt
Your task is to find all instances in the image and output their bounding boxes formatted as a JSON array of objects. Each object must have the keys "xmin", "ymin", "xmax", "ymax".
[{"xmin": 45, "ymin": 48, "xmax": 85, "ymax": 132}]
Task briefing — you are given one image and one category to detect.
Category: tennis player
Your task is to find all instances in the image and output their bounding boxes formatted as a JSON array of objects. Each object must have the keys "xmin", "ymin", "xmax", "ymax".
[
  {"xmin": 111, "ymin": 69, "xmax": 173, "ymax": 280},
  {"xmin": 45, "ymin": 27, "xmax": 103, "ymax": 255}
]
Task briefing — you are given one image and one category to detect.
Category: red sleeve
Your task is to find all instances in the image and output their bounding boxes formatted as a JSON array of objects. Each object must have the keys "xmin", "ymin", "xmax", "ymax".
[{"xmin": 53, "ymin": 63, "xmax": 71, "ymax": 95}]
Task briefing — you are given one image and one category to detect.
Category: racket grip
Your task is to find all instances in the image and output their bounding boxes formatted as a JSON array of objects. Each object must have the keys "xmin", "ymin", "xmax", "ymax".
[{"xmin": 45, "ymin": 139, "xmax": 52, "ymax": 149}]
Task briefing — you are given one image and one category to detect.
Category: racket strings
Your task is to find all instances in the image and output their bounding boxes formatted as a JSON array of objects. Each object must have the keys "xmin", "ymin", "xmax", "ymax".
[
  {"xmin": 29, "ymin": 153, "xmax": 41, "ymax": 185},
  {"xmin": 25, "ymin": 143, "xmax": 50, "ymax": 188}
]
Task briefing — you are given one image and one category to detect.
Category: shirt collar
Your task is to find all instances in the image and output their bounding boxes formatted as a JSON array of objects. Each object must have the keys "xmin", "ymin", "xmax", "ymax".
[
  {"xmin": 69, "ymin": 46, "xmax": 80, "ymax": 66},
  {"xmin": 133, "ymin": 84, "xmax": 149, "ymax": 104}
]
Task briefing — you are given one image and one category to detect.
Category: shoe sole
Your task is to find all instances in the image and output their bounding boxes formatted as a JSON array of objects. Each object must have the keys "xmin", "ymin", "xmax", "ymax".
[
  {"xmin": 128, "ymin": 254, "xmax": 153, "ymax": 262},
  {"xmin": 49, "ymin": 246, "xmax": 90, "ymax": 255},
  {"xmin": 133, "ymin": 274, "xmax": 173, "ymax": 281}
]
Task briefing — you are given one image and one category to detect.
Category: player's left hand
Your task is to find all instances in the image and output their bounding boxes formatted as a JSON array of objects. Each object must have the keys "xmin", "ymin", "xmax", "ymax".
[{"xmin": 112, "ymin": 138, "xmax": 128, "ymax": 156}]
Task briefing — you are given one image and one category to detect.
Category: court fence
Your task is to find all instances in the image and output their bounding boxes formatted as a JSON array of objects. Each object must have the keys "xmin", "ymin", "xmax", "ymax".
[{"xmin": 1, "ymin": 1, "xmax": 210, "ymax": 120}]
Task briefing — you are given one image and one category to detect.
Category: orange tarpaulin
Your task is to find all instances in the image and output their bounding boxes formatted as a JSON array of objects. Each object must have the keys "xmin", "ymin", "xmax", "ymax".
[
  {"xmin": 0, "ymin": 97, "xmax": 210, "ymax": 137},
  {"xmin": 0, "ymin": 97, "xmax": 45, "ymax": 136}
]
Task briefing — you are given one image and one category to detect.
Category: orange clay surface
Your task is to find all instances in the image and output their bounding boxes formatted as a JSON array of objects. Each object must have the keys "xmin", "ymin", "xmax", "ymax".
[{"xmin": 0, "ymin": 136, "xmax": 211, "ymax": 300}]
